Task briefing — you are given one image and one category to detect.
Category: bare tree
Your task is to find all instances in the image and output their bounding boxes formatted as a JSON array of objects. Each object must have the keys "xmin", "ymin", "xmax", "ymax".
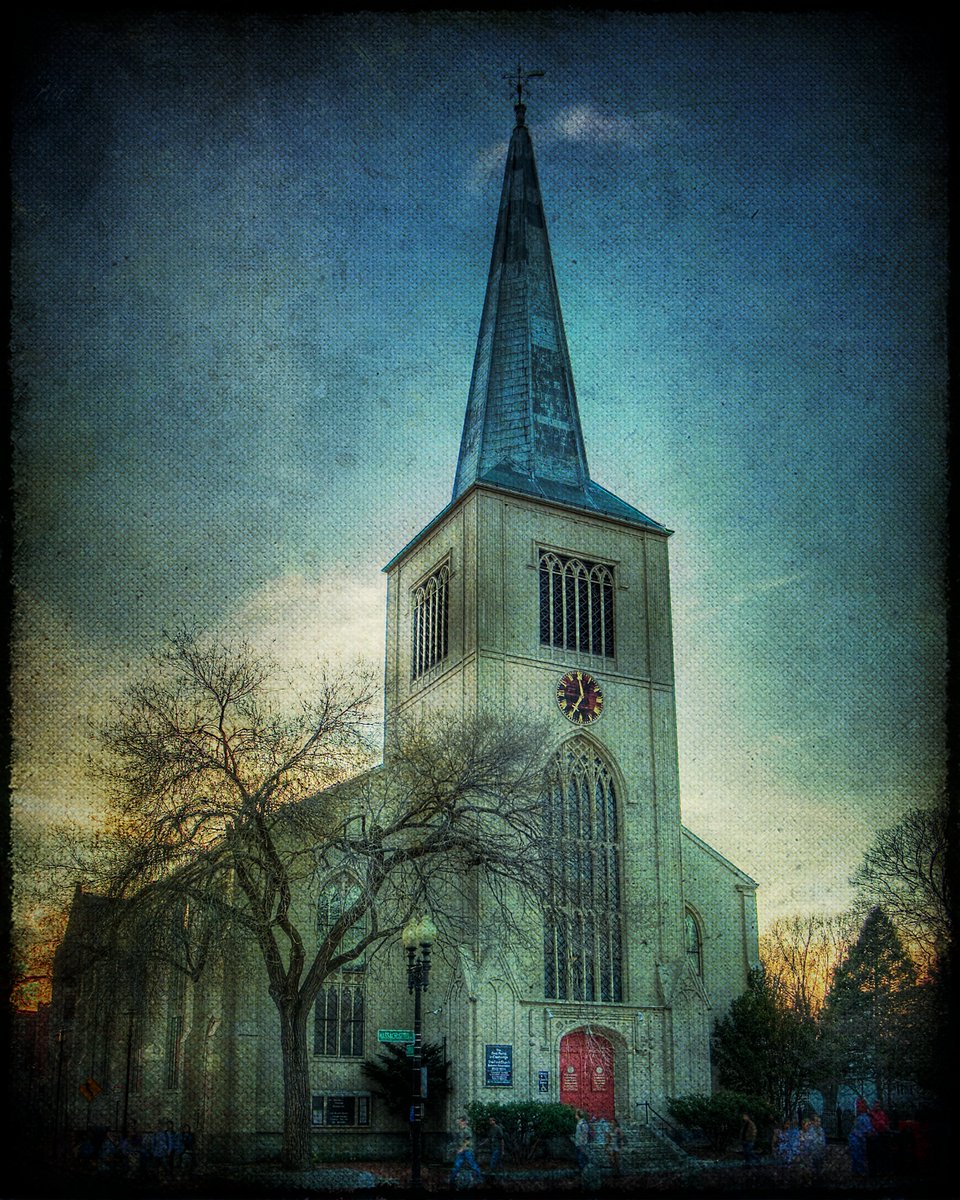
[
  {"xmin": 851, "ymin": 801, "xmax": 950, "ymax": 971},
  {"xmin": 90, "ymin": 628, "xmax": 552, "ymax": 1170},
  {"xmin": 10, "ymin": 818, "xmax": 116, "ymax": 1011},
  {"xmin": 760, "ymin": 911, "xmax": 858, "ymax": 1019}
]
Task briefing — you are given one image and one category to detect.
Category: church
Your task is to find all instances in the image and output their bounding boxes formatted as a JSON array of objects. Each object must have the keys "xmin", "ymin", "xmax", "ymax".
[{"xmin": 50, "ymin": 91, "xmax": 758, "ymax": 1163}]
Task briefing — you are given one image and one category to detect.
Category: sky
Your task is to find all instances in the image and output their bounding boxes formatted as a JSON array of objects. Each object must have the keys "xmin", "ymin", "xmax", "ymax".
[{"xmin": 10, "ymin": 11, "xmax": 948, "ymax": 931}]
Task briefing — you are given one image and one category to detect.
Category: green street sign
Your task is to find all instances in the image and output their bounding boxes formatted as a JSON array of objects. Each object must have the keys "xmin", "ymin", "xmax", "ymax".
[{"xmin": 378, "ymin": 1029, "xmax": 415, "ymax": 1043}]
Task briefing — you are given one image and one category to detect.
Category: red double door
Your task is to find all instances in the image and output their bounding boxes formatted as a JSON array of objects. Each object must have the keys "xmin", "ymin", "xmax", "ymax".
[{"xmin": 558, "ymin": 1030, "xmax": 615, "ymax": 1122}]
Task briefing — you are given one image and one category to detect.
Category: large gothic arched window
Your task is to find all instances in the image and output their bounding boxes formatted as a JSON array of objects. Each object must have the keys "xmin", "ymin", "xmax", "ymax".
[{"xmin": 543, "ymin": 740, "xmax": 623, "ymax": 1002}]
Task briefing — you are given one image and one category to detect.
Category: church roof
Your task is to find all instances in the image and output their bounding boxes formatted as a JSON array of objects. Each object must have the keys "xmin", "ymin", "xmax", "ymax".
[{"xmin": 451, "ymin": 97, "xmax": 666, "ymax": 534}]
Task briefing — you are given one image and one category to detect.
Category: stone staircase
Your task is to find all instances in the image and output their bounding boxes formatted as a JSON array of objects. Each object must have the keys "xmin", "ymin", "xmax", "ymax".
[{"xmin": 595, "ymin": 1122, "xmax": 694, "ymax": 1174}]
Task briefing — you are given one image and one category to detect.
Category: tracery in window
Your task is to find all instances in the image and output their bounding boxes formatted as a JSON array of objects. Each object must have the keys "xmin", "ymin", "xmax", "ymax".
[
  {"xmin": 314, "ymin": 981, "xmax": 365, "ymax": 1057},
  {"xmin": 318, "ymin": 878, "xmax": 368, "ymax": 969},
  {"xmin": 413, "ymin": 563, "xmax": 450, "ymax": 679},
  {"xmin": 543, "ymin": 739, "xmax": 623, "ymax": 1002},
  {"xmin": 685, "ymin": 909, "xmax": 703, "ymax": 976},
  {"xmin": 315, "ymin": 879, "xmax": 367, "ymax": 1057},
  {"xmin": 539, "ymin": 551, "xmax": 614, "ymax": 657}
]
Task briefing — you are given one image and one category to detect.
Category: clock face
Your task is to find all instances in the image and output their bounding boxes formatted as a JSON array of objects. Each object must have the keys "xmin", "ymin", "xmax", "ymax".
[{"xmin": 556, "ymin": 670, "xmax": 603, "ymax": 725}]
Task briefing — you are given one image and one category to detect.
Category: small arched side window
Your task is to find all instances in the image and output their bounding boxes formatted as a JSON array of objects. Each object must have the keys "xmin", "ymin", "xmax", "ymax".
[{"xmin": 685, "ymin": 908, "xmax": 703, "ymax": 976}]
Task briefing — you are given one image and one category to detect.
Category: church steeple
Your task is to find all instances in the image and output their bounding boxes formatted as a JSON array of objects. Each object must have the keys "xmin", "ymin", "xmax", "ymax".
[{"xmin": 452, "ymin": 82, "xmax": 665, "ymax": 532}]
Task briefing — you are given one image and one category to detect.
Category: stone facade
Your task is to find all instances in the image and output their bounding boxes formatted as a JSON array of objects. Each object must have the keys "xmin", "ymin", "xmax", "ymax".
[{"xmin": 47, "ymin": 101, "xmax": 759, "ymax": 1165}]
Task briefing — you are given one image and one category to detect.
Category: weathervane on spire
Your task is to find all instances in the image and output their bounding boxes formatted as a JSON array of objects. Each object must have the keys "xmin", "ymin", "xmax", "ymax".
[{"xmin": 504, "ymin": 63, "xmax": 544, "ymax": 125}]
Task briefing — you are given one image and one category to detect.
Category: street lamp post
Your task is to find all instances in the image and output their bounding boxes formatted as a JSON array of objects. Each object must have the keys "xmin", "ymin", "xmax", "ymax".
[
  {"xmin": 402, "ymin": 915, "xmax": 437, "ymax": 1192},
  {"xmin": 121, "ymin": 1010, "xmax": 134, "ymax": 1138},
  {"xmin": 52, "ymin": 1028, "xmax": 65, "ymax": 1160}
]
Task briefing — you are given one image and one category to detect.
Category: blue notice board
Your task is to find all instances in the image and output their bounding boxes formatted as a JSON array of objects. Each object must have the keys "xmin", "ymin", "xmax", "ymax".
[{"xmin": 484, "ymin": 1043, "xmax": 513, "ymax": 1087}]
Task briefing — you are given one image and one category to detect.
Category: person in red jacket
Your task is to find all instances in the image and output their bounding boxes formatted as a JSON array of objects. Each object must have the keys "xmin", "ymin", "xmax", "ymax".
[{"xmin": 870, "ymin": 1102, "xmax": 890, "ymax": 1134}]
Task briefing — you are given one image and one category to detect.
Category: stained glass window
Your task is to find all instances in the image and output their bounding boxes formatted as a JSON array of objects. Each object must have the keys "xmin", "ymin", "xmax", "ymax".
[{"xmin": 544, "ymin": 740, "xmax": 623, "ymax": 1002}]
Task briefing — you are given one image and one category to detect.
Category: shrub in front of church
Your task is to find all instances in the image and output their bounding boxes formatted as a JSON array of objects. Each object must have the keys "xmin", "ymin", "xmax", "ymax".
[
  {"xmin": 465, "ymin": 1100, "xmax": 577, "ymax": 1164},
  {"xmin": 667, "ymin": 1090, "xmax": 776, "ymax": 1155},
  {"xmin": 360, "ymin": 1041, "xmax": 450, "ymax": 1127}
]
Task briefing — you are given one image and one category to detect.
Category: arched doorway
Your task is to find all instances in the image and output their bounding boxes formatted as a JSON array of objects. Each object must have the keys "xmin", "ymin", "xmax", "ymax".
[{"xmin": 559, "ymin": 1030, "xmax": 615, "ymax": 1121}]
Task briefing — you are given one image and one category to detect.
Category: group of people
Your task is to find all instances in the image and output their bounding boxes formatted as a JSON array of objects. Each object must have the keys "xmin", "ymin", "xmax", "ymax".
[
  {"xmin": 848, "ymin": 1097, "xmax": 890, "ymax": 1177},
  {"xmin": 737, "ymin": 1109, "xmax": 827, "ymax": 1172},
  {"xmin": 770, "ymin": 1114, "xmax": 827, "ymax": 1172},
  {"xmin": 447, "ymin": 1116, "xmax": 495, "ymax": 1189},
  {"xmin": 573, "ymin": 1110, "xmax": 626, "ymax": 1175},
  {"xmin": 73, "ymin": 1120, "xmax": 195, "ymax": 1179},
  {"xmin": 446, "ymin": 1109, "xmax": 627, "ymax": 1187},
  {"xmin": 739, "ymin": 1096, "xmax": 903, "ymax": 1179}
]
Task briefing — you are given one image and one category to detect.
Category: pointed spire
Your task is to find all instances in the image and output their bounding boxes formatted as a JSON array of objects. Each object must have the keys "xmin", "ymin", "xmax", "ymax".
[{"xmin": 452, "ymin": 83, "xmax": 665, "ymax": 531}]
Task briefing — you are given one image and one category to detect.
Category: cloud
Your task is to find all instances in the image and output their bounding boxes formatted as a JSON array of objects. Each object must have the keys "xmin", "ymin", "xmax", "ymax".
[
  {"xmin": 10, "ymin": 594, "xmax": 137, "ymax": 824},
  {"xmin": 554, "ymin": 104, "xmax": 678, "ymax": 148},
  {"xmin": 468, "ymin": 139, "xmax": 509, "ymax": 195},
  {"xmin": 681, "ymin": 785, "xmax": 876, "ymax": 925},
  {"xmin": 229, "ymin": 571, "xmax": 387, "ymax": 685}
]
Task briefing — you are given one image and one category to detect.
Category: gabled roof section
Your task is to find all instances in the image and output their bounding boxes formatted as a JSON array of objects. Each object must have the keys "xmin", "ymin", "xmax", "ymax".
[
  {"xmin": 681, "ymin": 825, "xmax": 759, "ymax": 889},
  {"xmin": 451, "ymin": 101, "xmax": 667, "ymax": 535}
]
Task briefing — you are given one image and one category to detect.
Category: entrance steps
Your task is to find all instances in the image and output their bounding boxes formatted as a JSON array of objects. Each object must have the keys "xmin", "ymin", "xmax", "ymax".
[{"xmin": 608, "ymin": 1123, "xmax": 693, "ymax": 1173}]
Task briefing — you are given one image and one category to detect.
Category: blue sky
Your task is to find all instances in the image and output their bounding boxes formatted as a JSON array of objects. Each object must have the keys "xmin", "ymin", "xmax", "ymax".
[{"xmin": 11, "ymin": 11, "xmax": 947, "ymax": 923}]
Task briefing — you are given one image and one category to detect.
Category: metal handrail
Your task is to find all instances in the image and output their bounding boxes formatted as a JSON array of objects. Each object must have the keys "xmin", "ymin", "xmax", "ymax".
[{"xmin": 635, "ymin": 1100, "xmax": 687, "ymax": 1144}]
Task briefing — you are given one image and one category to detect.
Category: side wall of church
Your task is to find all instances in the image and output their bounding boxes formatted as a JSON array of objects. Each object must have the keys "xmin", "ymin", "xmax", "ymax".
[{"xmin": 680, "ymin": 828, "xmax": 759, "ymax": 1021}]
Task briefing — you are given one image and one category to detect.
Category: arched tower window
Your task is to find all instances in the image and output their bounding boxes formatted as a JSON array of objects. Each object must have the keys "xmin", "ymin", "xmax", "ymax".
[
  {"xmin": 412, "ymin": 563, "xmax": 450, "ymax": 679},
  {"xmin": 685, "ymin": 908, "xmax": 703, "ymax": 976},
  {"xmin": 539, "ymin": 551, "xmax": 614, "ymax": 658},
  {"xmin": 543, "ymin": 739, "xmax": 623, "ymax": 1002}
]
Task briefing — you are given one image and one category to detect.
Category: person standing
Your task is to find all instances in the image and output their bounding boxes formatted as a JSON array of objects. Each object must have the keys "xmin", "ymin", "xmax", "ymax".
[
  {"xmin": 808, "ymin": 1114, "xmax": 827, "ymax": 1174},
  {"xmin": 486, "ymin": 1116, "xmax": 505, "ymax": 1172},
  {"xmin": 96, "ymin": 1129, "xmax": 123, "ymax": 1176},
  {"xmin": 180, "ymin": 1125, "xmax": 195, "ymax": 1175},
  {"xmin": 739, "ymin": 1111, "xmax": 758, "ymax": 1162},
  {"xmin": 848, "ymin": 1098, "xmax": 874, "ymax": 1177},
  {"xmin": 592, "ymin": 1113, "xmax": 611, "ymax": 1157},
  {"xmin": 448, "ymin": 1116, "xmax": 483, "ymax": 1189},
  {"xmin": 573, "ymin": 1110, "xmax": 591, "ymax": 1172},
  {"xmin": 869, "ymin": 1101, "xmax": 890, "ymax": 1175},
  {"xmin": 607, "ymin": 1119, "xmax": 625, "ymax": 1176}
]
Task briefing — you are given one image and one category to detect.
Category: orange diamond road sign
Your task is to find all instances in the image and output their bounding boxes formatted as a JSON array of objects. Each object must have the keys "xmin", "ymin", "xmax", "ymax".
[{"xmin": 79, "ymin": 1077, "xmax": 102, "ymax": 1102}]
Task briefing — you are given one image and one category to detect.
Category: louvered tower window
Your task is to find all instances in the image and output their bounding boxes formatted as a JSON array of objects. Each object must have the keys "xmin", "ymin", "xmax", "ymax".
[
  {"xmin": 412, "ymin": 563, "xmax": 450, "ymax": 679},
  {"xmin": 543, "ymin": 739, "xmax": 623, "ymax": 1002},
  {"xmin": 539, "ymin": 552, "xmax": 614, "ymax": 657}
]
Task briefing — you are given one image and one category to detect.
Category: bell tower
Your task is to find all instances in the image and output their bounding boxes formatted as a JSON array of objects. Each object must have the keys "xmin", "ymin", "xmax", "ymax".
[
  {"xmin": 380, "ymin": 87, "xmax": 746, "ymax": 1110},
  {"xmin": 383, "ymin": 84, "xmax": 687, "ymax": 926}
]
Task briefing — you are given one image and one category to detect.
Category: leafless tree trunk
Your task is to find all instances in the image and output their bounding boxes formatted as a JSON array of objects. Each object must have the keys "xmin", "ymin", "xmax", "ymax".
[{"xmin": 78, "ymin": 629, "xmax": 553, "ymax": 1170}]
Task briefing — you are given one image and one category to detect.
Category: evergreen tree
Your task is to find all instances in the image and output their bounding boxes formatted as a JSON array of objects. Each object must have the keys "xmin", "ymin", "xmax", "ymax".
[
  {"xmin": 819, "ymin": 906, "xmax": 919, "ymax": 1105},
  {"xmin": 360, "ymin": 1040, "xmax": 450, "ymax": 1127},
  {"xmin": 712, "ymin": 965, "xmax": 815, "ymax": 1117}
]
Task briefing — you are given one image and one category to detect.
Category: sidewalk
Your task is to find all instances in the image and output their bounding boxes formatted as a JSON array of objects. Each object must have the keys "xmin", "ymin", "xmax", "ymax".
[{"xmin": 10, "ymin": 1149, "xmax": 954, "ymax": 1200}]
